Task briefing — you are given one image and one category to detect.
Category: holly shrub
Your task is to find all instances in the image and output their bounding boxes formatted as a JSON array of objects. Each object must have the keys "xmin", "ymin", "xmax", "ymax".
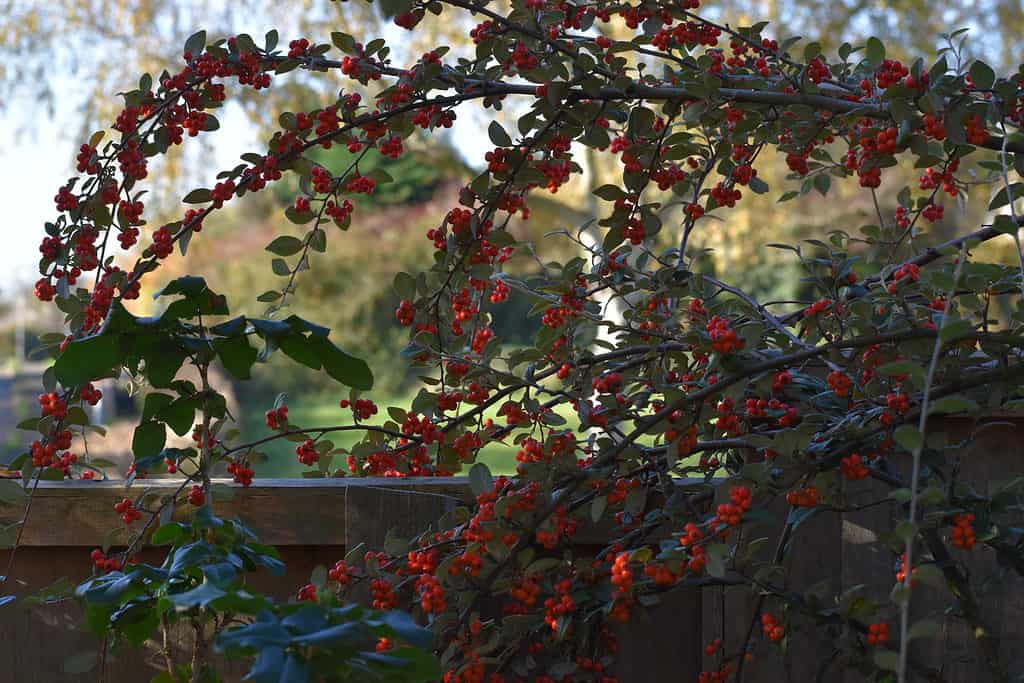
[{"xmin": 11, "ymin": 0, "xmax": 1024, "ymax": 681}]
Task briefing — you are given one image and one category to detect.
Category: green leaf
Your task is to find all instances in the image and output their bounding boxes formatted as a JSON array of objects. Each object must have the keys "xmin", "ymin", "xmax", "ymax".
[
  {"xmin": 939, "ymin": 318, "xmax": 973, "ymax": 341},
  {"xmin": 54, "ymin": 334, "xmax": 122, "ymax": 386},
  {"xmin": 893, "ymin": 520, "xmax": 917, "ymax": 543},
  {"xmin": 378, "ymin": 0, "xmax": 413, "ymax": 18},
  {"xmin": 184, "ymin": 30, "xmax": 206, "ymax": 57},
  {"xmin": 988, "ymin": 182, "xmax": 1024, "ymax": 211},
  {"xmin": 908, "ymin": 619, "xmax": 941, "ymax": 641},
  {"xmin": 969, "ymin": 60, "xmax": 995, "ymax": 90},
  {"xmin": 151, "ymin": 523, "xmax": 188, "ymax": 546},
  {"xmin": 468, "ymin": 462, "xmax": 492, "ymax": 497},
  {"xmin": 279, "ymin": 334, "xmax": 322, "ymax": 371},
  {"xmin": 865, "ymin": 37, "xmax": 885, "ymax": 66},
  {"xmin": 911, "ymin": 563, "xmax": 944, "ymax": 588},
  {"xmin": 214, "ymin": 336, "xmax": 258, "ymax": 380},
  {"xmin": 393, "ymin": 272, "xmax": 416, "ymax": 299},
  {"xmin": 264, "ymin": 29, "xmax": 279, "ymax": 52},
  {"xmin": 133, "ymin": 421, "xmax": 167, "ymax": 460},
  {"xmin": 144, "ymin": 344, "xmax": 187, "ymax": 388},
  {"xmin": 488, "ymin": 121, "xmax": 513, "ymax": 147},
  {"xmin": 889, "ymin": 488, "xmax": 912, "ymax": 503},
  {"xmin": 271, "ymin": 258, "xmax": 291, "ymax": 276},
  {"xmin": 156, "ymin": 398, "xmax": 196, "ymax": 437},
  {"xmin": 993, "ymin": 214, "xmax": 1020, "ymax": 234},
  {"xmin": 155, "ymin": 275, "xmax": 208, "ymax": 299},
  {"xmin": 265, "ymin": 236, "xmax": 305, "ymax": 256},
  {"xmin": 167, "ymin": 580, "xmax": 226, "ymax": 608},
  {"xmin": 0, "ymin": 480, "xmax": 26, "ymax": 506},
  {"xmin": 705, "ymin": 542, "xmax": 728, "ymax": 578},
  {"xmin": 593, "ymin": 184, "xmax": 627, "ymax": 201},
  {"xmin": 142, "ymin": 393, "xmax": 174, "ymax": 423},
  {"xmin": 876, "ymin": 360, "xmax": 925, "ymax": 384},
  {"xmin": 873, "ymin": 649, "xmax": 899, "ymax": 671},
  {"xmin": 332, "ymin": 32, "xmax": 356, "ymax": 54},
  {"xmin": 929, "ymin": 396, "xmax": 979, "ymax": 415},
  {"xmin": 376, "ymin": 610, "xmax": 435, "ymax": 650},
  {"xmin": 182, "ymin": 189, "xmax": 212, "ymax": 204},
  {"xmin": 893, "ymin": 425, "xmax": 922, "ymax": 452},
  {"xmin": 308, "ymin": 337, "xmax": 374, "ymax": 390}
]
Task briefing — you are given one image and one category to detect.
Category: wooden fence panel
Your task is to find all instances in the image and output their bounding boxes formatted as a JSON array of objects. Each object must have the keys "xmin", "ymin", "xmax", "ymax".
[
  {"xmin": 0, "ymin": 478, "xmax": 703, "ymax": 682},
  {"xmin": 3, "ymin": 412, "xmax": 1022, "ymax": 683}
]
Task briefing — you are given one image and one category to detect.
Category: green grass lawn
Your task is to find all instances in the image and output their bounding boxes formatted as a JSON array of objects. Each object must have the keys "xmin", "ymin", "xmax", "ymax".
[{"xmin": 238, "ymin": 393, "xmax": 583, "ymax": 477}]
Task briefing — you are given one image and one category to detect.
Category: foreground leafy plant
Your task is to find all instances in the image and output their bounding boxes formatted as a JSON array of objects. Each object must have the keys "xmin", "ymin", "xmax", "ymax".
[{"xmin": 10, "ymin": 0, "xmax": 1024, "ymax": 681}]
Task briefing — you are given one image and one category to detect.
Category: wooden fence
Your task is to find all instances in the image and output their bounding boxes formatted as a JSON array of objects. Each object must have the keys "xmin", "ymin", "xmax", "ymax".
[{"xmin": 0, "ymin": 415, "xmax": 1021, "ymax": 682}]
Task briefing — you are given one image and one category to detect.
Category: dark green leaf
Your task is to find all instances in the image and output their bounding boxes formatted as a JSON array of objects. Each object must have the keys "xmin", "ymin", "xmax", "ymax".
[
  {"xmin": 488, "ymin": 121, "xmax": 513, "ymax": 147},
  {"xmin": 307, "ymin": 336, "xmax": 373, "ymax": 390},
  {"xmin": 133, "ymin": 421, "xmax": 167, "ymax": 460},
  {"xmin": 54, "ymin": 334, "xmax": 122, "ymax": 386},
  {"xmin": 469, "ymin": 462, "xmax": 492, "ymax": 497},
  {"xmin": 215, "ymin": 336, "xmax": 259, "ymax": 380},
  {"xmin": 266, "ymin": 236, "xmax": 305, "ymax": 257}
]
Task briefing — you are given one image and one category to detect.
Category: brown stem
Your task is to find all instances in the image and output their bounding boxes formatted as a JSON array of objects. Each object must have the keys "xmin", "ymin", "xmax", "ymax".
[{"xmin": 190, "ymin": 616, "xmax": 207, "ymax": 683}]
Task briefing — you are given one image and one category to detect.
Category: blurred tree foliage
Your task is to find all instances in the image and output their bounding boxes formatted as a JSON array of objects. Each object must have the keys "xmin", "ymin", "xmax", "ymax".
[
  {"xmin": 5, "ymin": 0, "xmax": 1020, "ymax": 389},
  {"xmin": 151, "ymin": 144, "xmax": 585, "ymax": 396}
]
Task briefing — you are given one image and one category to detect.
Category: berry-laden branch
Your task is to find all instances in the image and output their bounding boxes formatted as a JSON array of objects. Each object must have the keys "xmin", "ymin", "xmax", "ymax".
[{"xmin": 13, "ymin": 1, "xmax": 1024, "ymax": 681}]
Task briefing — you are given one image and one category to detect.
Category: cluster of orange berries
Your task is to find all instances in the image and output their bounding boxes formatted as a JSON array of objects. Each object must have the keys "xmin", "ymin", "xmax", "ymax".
[
  {"xmin": 114, "ymin": 498, "xmax": 142, "ymax": 525},
  {"xmin": 450, "ymin": 549, "xmax": 484, "ymax": 577},
  {"xmin": 90, "ymin": 549, "xmax": 124, "ymax": 574},
  {"xmin": 416, "ymin": 574, "xmax": 447, "ymax": 613},
  {"xmin": 698, "ymin": 666, "xmax": 734, "ymax": 683},
  {"xmin": 80, "ymin": 383, "xmax": 103, "ymax": 405},
  {"xmin": 38, "ymin": 392, "xmax": 68, "ymax": 419},
  {"xmin": 328, "ymin": 559, "xmax": 353, "ymax": 584},
  {"xmin": 643, "ymin": 562, "xmax": 678, "ymax": 586},
  {"xmin": 827, "ymin": 370, "xmax": 853, "ymax": 397},
  {"xmin": 543, "ymin": 578, "xmax": 576, "ymax": 631},
  {"xmin": 714, "ymin": 486, "xmax": 753, "ymax": 526},
  {"xmin": 536, "ymin": 506, "xmax": 579, "ymax": 548},
  {"xmin": 227, "ymin": 460, "xmax": 254, "ymax": 486},
  {"xmin": 395, "ymin": 299, "xmax": 415, "ymax": 326},
  {"xmin": 786, "ymin": 485, "xmax": 820, "ymax": 508},
  {"xmin": 951, "ymin": 512, "xmax": 976, "ymax": 549},
  {"xmin": 761, "ymin": 612, "xmax": 785, "ymax": 642},
  {"xmin": 264, "ymin": 405, "xmax": 288, "ymax": 429},
  {"xmin": 295, "ymin": 439, "xmax": 319, "ymax": 466},
  {"xmin": 804, "ymin": 297, "xmax": 832, "ymax": 317},
  {"xmin": 715, "ymin": 398, "xmax": 742, "ymax": 436},
  {"xmin": 340, "ymin": 397, "xmax": 377, "ymax": 420},
  {"xmin": 509, "ymin": 575, "xmax": 542, "ymax": 610},
  {"xmin": 371, "ymin": 578, "xmax": 397, "ymax": 609},
  {"xmin": 707, "ymin": 315, "xmax": 743, "ymax": 354},
  {"xmin": 867, "ymin": 622, "xmax": 889, "ymax": 646},
  {"xmin": 880, "ymin": 392, "xmax": 910, "ymax": 426},
  {"xmin": 886, "ymin": 263, "xmax": 920, "ymax": 294},
  {"xmin": 187, "ymin": 485, "xmax": 205, "ymax": 506},
  {"xmin": 607, "ymin": 478, "xmax": 640, "ymax": 507},
  {"xmin": 840, "ymin": 453, "xmax": 870, "ymax": 481},
  {"xmin": 592, "ymin": 372, "xmax": 624, "ymax": 394},
  {"xmin": 610, "ymin": 552, "xmax": 634, "ymax": 597}
]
